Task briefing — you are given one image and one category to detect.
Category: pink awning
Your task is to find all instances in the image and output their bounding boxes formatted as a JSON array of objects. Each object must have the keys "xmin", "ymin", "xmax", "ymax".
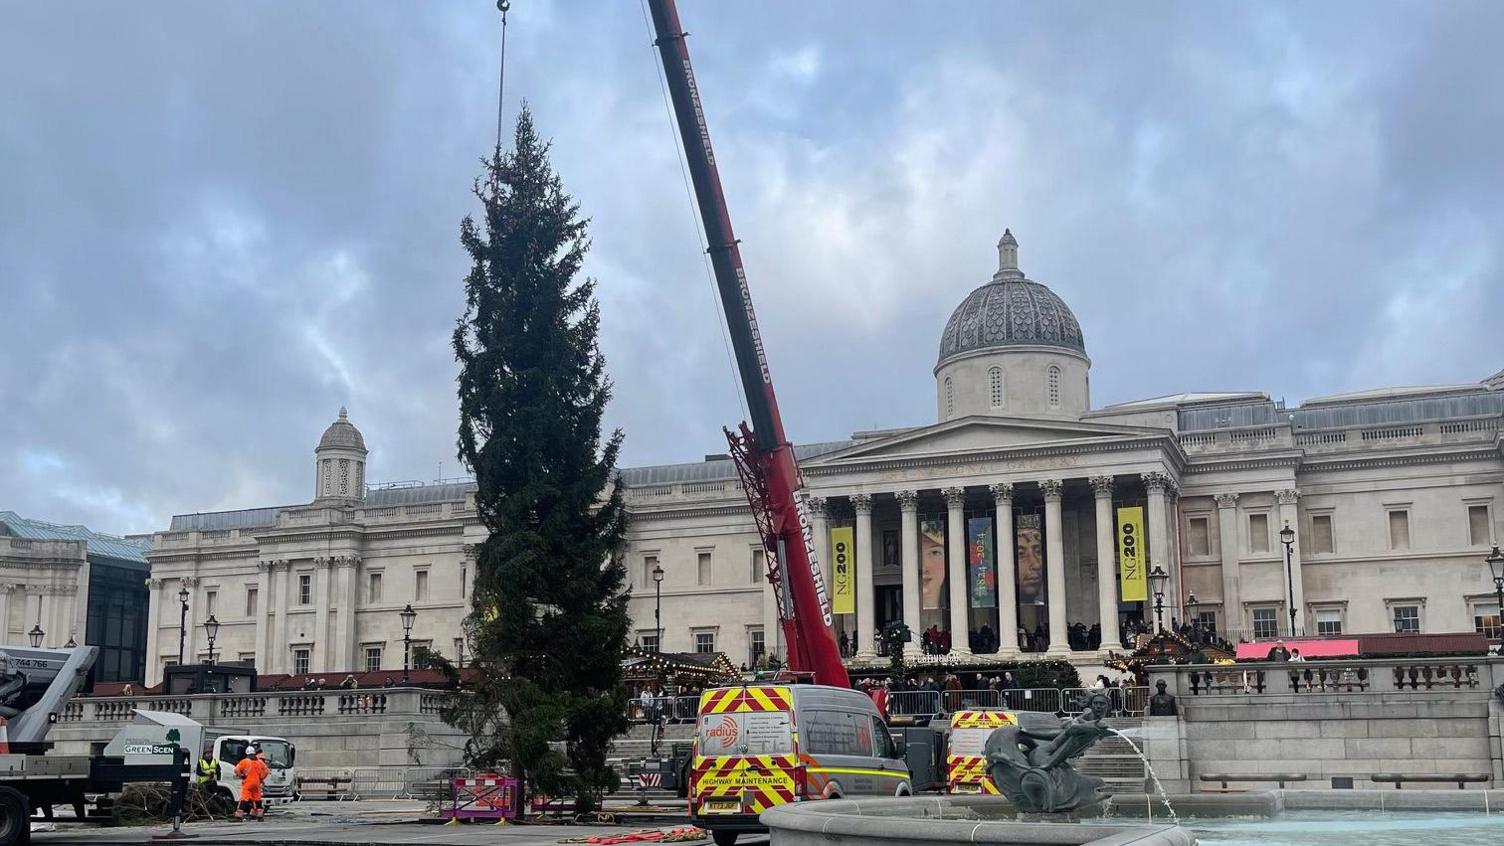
[{"xmin": 1235, "ymin": 638, "xmax": 1360, "ymax": 660}]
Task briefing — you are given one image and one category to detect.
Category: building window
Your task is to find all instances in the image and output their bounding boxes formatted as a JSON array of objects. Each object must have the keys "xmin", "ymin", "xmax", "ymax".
[
  {"xmin": 945, "ymin": 377, "xmax": 954, "ymax": 418},
  {"xmin": 293, "ymin": 648, "xmax": 311, "ymax": 675},
  {"xmin": 1467, "ymin": 504, "xmax": 1491, "ymax": 547},
  {"xmin": 1387, "ymin": 510, "xmax": 1410, "ymax": 550},
  {"xmin": 1314, "ymin": 607, "xmax": 1343, "ymax": 636},
  {"xmin": 1047, "ymin": 366, "xmax": 1061, "ymax": 408},
  {"xmin": 238, "ymin": 652, "xmax": 256, "ymax": 663},
  {"xmin": 454, "ymin": 638, "xmax": 467, "ymax": 667},
  {"xmin": 365, "ymin": 646, "xmax": 383, "ymax": 673},
  {"xmin": 1194, "ymin": 610, "xmax": 1217, "ymax": 632},
  {"xmin": 415, "ymin": 570, "xmax": 429, "ymax": 602},
  {"xmin": 245, "ymin": 587, "xmax": 258, "ymax": 617},
  {"xmin": 643, "ymin": 555, "xmax": 659, "ymax": 589},
  {"xmin": 640, "ymin": 632, "xmax": 659, "ymax": 652},
  {"xmin": 1186, "ymin": 517, "xmax": 1210, "ymax": 556},
  {"xmin": 694, "ymin": 631, "xmax": 716, "ymax": 654},
  {"xmin": 413, "ymin": 642, "xmax": 434, "ymax": 669},
  {"xmin": 989, "ymin": 367, "xmax": 1004, "ymax": 408},
  {"xmin": 1248, "ymin": 513, "xmax": 1270, "ymax": 554},
  {"xmin": 748, "ymin": 628, "xmax": 765, "ymax": 665},
  {"xmin": 1251, "ymin": 607, "xmax": 1278, "ymax": 640},
  {"xmin": 751, "ymin": 549, "xmax": 765, "ymax": 584},
  {"xmin": 205, "ymin": 590, "xmax": 217, "ymax": 617},
  {"xmin": 1392, "ymin": 605, "xmax": 1420, "ymax": 633},
  {"xmin": 697, "ymin": 551, "xmax": 712, "ymax": 586},
  {"xmin": 1310, "ymin": 514, "xmax": 1335, "ymax": 554},
  {"xmin": 298, "ymin": 574, "xmax": 312, "ymax": 605},
  {"xmin": 368, "ymin": 572, "xmax": 383, "ymax": 603},
  {"xmin": 1473, "ymin": 601, "xmax": 1501, "ymax": 640}
]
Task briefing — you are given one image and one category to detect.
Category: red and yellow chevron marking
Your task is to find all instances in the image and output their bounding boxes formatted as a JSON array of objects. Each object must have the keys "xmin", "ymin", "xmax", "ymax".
[
  {"xmin": 949, "ymin": 709, "xmax": 1017, "ymax": 729},
  {"xmin": 699, "ymin": 685, "xmax": 794, "ymax": 714},
  {"xmin": 946, "ymin": 755, "xmax": 1000, "ymax": 794},
  {"xmin": 692, "ymin": 754, "xmax": 798, "ymax": 815}
]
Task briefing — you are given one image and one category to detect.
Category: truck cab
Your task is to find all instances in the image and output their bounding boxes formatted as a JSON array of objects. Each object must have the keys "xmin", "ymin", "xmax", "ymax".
[{"xmin": 210, "ymin": 735, "xmax": 297, "ymax": 804}]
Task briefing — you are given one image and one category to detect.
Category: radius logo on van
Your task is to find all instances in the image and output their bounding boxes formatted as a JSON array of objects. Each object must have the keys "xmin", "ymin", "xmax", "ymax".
[{"xmin": 704, "ymin": 715, "xmax": 739, "ymax": 749}]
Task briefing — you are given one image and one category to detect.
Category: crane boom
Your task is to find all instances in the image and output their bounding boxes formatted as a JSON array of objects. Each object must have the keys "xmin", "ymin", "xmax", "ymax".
[{"xmin": 647, "ymin": 0, "xmax": 848, "ymax": 687}]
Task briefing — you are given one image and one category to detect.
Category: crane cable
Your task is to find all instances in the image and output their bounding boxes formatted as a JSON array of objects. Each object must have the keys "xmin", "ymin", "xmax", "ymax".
[{"xmin": 495, "ymin": 1, "xmax": 510, "ymax": 151}]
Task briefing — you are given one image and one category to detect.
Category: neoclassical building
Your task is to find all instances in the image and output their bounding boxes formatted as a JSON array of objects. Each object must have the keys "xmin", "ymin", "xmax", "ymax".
[{"xmin": 144, "ymin": 232, "xmax": 1504, "ymax": 684}]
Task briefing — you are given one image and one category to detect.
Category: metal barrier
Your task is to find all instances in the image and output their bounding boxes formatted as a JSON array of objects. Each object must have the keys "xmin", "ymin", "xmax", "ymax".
[
  {"xmin": 395, "ymin": 766, "xmax": 474, "ymax": 800},
  {"xmin": 941, "ymin": 689, "xmax": 1000, "ymax": 712},
  {"xmin": 999, "ymin": 687, "xmax": 1061, "ymax": 713},
  {"xmin": 625, "ymin": 685, "xmax": 1151, "ymax": 722},
  {"xmin": 888, "ymin": 690, "xmax": 942, "ymax": 718}
]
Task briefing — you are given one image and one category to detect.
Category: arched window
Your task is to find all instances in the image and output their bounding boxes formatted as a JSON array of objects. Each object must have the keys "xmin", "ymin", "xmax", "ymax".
[
  {"xmin": 1048, "ymin": 365, "xmax": 1061, "ymax": 408},
  {"xmin": 944, "ymin": 377, "xmax": 954, "ymax": 418},
  {"xmin": 989, "ymin": 367, "xmax": 1004, "ymax": 409}
]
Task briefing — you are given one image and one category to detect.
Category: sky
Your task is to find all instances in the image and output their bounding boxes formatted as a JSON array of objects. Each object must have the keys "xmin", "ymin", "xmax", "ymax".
[{"xmin": 2, "ymin": 1, "xmax": 1501, "ymax": 535}]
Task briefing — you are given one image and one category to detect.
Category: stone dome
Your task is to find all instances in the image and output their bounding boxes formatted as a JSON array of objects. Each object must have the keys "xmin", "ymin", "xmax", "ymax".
[
  {"xmin": 935, "ymin": 230, "xmax": 1085, "ymax": 370},
  {"xmin": 317, "ymin": 407, "xmax": 367, "ymax": 452}
]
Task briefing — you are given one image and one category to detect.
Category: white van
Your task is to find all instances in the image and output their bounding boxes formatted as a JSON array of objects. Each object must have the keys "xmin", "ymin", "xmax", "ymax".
[{"xmin": 207, "ymin": 734, "xmax": 298, "ymax": 806}]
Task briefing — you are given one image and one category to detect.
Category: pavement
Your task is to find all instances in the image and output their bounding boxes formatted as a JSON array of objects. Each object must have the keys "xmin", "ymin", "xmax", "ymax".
[{"xmin": 31, "ymin": 799, "xmax": 756, "ymax": 846}]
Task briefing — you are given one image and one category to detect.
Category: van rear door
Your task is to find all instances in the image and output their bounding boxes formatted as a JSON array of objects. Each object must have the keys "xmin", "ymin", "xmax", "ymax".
[{"xmin": 693, "ymin": 687, "xmax": 798, "ymax": 817}]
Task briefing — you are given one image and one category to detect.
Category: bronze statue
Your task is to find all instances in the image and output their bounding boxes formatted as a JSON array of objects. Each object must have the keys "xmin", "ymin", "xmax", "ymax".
[{"xmin": 983, "ymin": 690, "xmax": 1113, "ymax": 812}]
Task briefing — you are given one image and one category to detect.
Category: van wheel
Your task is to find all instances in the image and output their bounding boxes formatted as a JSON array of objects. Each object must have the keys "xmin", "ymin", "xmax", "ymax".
[
  {"xmin": 711, "ymin": 830, "xmax": 738, "ymax": 846},
  {"xmin": 0, "ymin": 786, "xmax": 30, "ymax": 846}
]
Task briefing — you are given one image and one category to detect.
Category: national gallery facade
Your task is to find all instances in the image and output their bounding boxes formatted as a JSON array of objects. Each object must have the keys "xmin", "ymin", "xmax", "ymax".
[{"xmin": 141, "ymin": 232, "xmax": 1504, "ymax": 683}]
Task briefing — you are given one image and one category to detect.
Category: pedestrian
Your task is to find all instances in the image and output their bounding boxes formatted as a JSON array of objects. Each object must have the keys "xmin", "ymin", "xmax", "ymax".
[
  {"xmin": 1093, "ymin": 674, "xmax": 1109, "ymax": 690},
  {"xmin": 233, "ymin": 746, "xmax": 270, "ymax": 821},
  {"xmin": 1265, "ymin": 640, "xmax": 1291, "ymax": 662},
  {"xmin": 1288, "ymin": 648, "xmax": 1306, "ymax": 663},
  {"xmin": 197, "ymin": 747, "xmax": 220, "ymax": 790}
]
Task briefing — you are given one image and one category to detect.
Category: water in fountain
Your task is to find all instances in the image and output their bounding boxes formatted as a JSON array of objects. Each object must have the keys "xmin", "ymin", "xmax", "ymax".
[{"xmin": 1109, "ymin": 728, "xmax": 1178, "ymax": 824}]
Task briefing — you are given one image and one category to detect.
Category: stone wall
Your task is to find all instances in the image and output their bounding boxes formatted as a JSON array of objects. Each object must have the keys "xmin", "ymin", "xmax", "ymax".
[{"xmin": 1143, "ymin": 658, "xmax": 1504, "ymax": 792}]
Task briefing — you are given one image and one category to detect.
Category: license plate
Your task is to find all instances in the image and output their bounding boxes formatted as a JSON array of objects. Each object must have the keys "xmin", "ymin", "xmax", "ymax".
[
  {"xmin": 703, "ymin": 799, "xmax": 740, "ymax": 814},
  {"xmin": 953, "ymin": 784, "xmax": 981, "ymax": 794}
]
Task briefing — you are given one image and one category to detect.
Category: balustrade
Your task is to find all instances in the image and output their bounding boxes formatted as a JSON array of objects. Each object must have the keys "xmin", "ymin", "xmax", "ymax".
[{"xmin": 1158, "ymin": 656, "xmax": 1501, "ymax": 698}]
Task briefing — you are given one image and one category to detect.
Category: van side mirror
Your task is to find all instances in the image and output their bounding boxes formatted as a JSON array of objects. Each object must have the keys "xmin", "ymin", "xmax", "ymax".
[{"xmin": 890, "ymin": 733, "xmax": 907, "ymax": 759}]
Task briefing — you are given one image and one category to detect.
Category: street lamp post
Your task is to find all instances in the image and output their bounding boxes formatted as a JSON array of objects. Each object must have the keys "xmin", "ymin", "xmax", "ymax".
[
  {"xmin": 204, "ymin": 614, "xmax": 221, "ymax": 666},
  {"xmin": 1485, "ymin": 546, "xmax": 1504, "ymax": 649},
  {"xmin": 400, "ymin": 603, "xmax": 417, "ymax": 683},
  {"xmin": 652, "ymin": 563, "xmax": 665, "ymax": 651},
  {"xmin": 1280, "ymin": 522, "xmax": 1298, "ymax": 638},
  {"xmin": 1186, "ymin": 592, "xmax": 1200, "ymax": 640},
  {"xmin": 177, "ymin": 586, "xmax": 190, "ymax": 665},
  {"xmin": 29, "ymin": 625, "xmax": 45, "ymax": 648},
  {"xmin": 1148, "ymin": 565, "xmax": 1169, "ymax": 633}
]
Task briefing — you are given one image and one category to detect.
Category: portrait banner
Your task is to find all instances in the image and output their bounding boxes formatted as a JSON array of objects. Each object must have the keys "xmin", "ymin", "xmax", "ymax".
[
  {"xmin": 967, "ymin": 517, "xmax": 996, "ymax": 608},
  {"xmin": 1117, "ymin": 506, "xmax": 1147, "ymax": 602},
  {"xmin": 1015, "ymin": 513, "xmax": 1044, "ymax": 605},
  {"xmin": 920, "ymin": 517, "xmax": 946, "ymax": 610},
  {"xmin": 830, "ymin": 526, "xmax": 855, "ymax": 614}
]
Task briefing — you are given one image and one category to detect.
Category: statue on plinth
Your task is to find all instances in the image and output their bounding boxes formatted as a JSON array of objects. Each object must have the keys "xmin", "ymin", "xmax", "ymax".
[
  {"xmin": 983, "ymin": 690, "xmax": 1112, "ymax": 813},
  {"xmin": 1146, "ymin": 680, "xmax": 1178, "ymax": 716}
]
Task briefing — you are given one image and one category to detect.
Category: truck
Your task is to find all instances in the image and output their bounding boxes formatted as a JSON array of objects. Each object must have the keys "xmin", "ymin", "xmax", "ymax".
[
  {"xmin": 0, "ymin": 644, "xmax": 203, "ymax": 846},
  {"xmin": 205, "ymin": 733, "xmax": 298, "ymax": 807}
]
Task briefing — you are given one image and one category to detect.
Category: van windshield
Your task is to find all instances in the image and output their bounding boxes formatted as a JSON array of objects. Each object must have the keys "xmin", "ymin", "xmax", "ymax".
[
  {"xmin": 253, "ymin": 739, "xmax": 294, "ymax": 770},
  {"xmin": 697, "ymin": 711, "xmax": 792, "ymax": 756},
  {"xmin": 950, "ymin": 727, "xmax": 992, "ymax": 757}
]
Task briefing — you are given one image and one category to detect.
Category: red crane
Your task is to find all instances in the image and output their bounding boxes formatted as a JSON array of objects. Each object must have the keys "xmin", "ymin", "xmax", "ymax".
[{"xmin": 646, "ymin": 0, "xmax": 849, "ymax": 687}]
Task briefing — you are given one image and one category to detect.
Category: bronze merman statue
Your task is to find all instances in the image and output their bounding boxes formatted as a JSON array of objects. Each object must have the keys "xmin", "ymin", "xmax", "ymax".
[{"xmin": 983, "ymin": 690, "xmax": 1113, "ymax": 813}]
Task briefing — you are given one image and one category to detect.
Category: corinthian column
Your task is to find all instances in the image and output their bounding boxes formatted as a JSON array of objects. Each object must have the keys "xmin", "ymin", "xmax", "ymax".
[
  {"xmin": 808, "ymin": 497, "xmax": 831, "ymax": 595},
  {"xmin": 897, "ymin": 490, "xmax": 922, "ymax": 657},
  {"xmin": 254, "ymin": 562, "xmax": 272, "ymax": 672},
  {"xmin": 1092, "ymin": 476, "xmax": 1123, "ymax": 652},
  {"xmin": 1041, "ymin": 479, "xmax": 1069, "ymax": 655},
  {"xmin": 990, "ymin": 484, "xmax": 1019, "ymax": 657},
  {"xmin": 271, "ymin": 561, "xmax": 290, "ymax": 673},
  {"xmin": 1142, "ymin": 473, "xmax": 1172, "ymax": 631},
  {"xmin": 852, "ymin": 495, "xmax": 876, "ymax": 659},
  {"xmin": 1214, "ymin": 493, "xmax": 1241, "ymax": 636},
  {"xmin": 943, "ymin": 487, "xmax": 971, "ymax": 655},
  {"xmin": 313, "ymin": 557, "xmax": 332, "ymax": 672},
  {"xmin": 144, "ymin": 579, "xmax": 162, "ymax": 685},
  {"xmin": 1276, "ymin": 489, "xmax": 1304, "ymax": 635},
  {"xmin": 338, "ymin": 556, "xmax": 359, "ymax": 672}
]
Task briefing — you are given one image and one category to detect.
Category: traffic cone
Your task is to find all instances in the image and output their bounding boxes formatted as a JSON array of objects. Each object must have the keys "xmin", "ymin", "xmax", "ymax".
[{"xmin": 0, "ymin": 716, "xmax": 9, "ymax": 754}]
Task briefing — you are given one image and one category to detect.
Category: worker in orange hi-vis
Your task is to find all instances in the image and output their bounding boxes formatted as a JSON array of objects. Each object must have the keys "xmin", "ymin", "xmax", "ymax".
[{"xmin": 233, "ymin": 746, "xmax": 270, "ymax": 821}]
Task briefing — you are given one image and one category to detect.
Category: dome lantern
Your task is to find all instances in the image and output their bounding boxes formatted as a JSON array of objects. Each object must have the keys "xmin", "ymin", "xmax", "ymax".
[{"xmin": 314, "ymin": 406, "xmax": 368, "ymax": 502}]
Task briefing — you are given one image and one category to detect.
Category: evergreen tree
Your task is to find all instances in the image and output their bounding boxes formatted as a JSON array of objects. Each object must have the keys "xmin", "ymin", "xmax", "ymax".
[{"xmin": 449, "ymin": 106, "xmax": 630, "ymax": 810}]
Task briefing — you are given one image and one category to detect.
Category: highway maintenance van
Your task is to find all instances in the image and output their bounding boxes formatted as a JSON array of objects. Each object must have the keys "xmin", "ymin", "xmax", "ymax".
[
  {"xmin": 690, "ymin": 683, "xmax": 910, "ymax": 846},
  {"xmin": 945, "ymin": 709, "xmax": 1016, "ymax": 794}
]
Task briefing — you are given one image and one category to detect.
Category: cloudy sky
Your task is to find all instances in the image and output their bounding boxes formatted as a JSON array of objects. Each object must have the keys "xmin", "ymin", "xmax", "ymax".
[{"xmin": 3, "ymin": 1, "xmax": 1501, "ymax": 535}]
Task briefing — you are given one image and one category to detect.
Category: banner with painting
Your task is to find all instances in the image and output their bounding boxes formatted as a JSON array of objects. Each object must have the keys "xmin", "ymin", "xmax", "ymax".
[
  {"xmin": 830, "ymin": 526, "xmax": 855, "ymax": 614},
  {"xmin": 966, "ymin": 517, "xmax": 996, "ymax": 608},
  {"xmin": 1015, "ymin": 513, "xmax": 1044, "ymax": 604},
  {"xmin": 919, "ymin": 517, "xmax": 946, "ymax": 609}
]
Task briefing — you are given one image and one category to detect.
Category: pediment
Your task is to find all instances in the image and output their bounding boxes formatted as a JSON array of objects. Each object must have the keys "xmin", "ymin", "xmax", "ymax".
[{"xmin": 806, "ymin": 415, "xmax": 1169, "ymax": 465}]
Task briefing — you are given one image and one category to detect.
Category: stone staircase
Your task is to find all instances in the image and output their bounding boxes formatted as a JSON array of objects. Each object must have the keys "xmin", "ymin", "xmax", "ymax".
[
  {"xmin": 610, "ymin": 722, "xmax": 696, "ymax": 761},
  {"xmin": 1073, "ymin": 717, "xmax": 1148, "ymax": 794}
]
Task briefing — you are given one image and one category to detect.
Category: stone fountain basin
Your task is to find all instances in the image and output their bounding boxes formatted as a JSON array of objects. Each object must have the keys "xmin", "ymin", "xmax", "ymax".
[{"xmin": 761, "ymin": 795, "xmax": 1193, "ymax": 846}]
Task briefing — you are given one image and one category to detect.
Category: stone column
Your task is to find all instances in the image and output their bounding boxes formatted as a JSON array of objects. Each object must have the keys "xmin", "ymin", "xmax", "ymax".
[
  {"xmin": 943, "ymin": 487, "xmax": 971, "ymax": 655},
  {"xmin": 271, "ymin": 561, "xmax": 290, "ymax": 674},
  {"xmin": 180, "ymin": 576, "xmax": 200, "ymax": 664},
  {"xmin": 313, "ymin": 557, "xmax": 332, "ymax": 672},
  {"xmin": 809, "ymin": 497, "xmax": 831, "ymax": 598},
  {"xmin": 1214, "ymin": 493, "xmax": 1241, "ymax": 637},
  {"xmin": 1276, "ymin": 489, "xmax": 1304, "ymax": 636},
  {"xmin": 852, "ymin": 494, "xmax": 877, "ymax": 659},
  {"xmin": 338, "ymin": 556, "xmax": 359, "ymax": 672},
  {"xmin": 0, "ymin": 584, "xmax": 11, "ymax": 645},
  {"xmin": 144, "ymin": 579, "xmax": 162, "ymax": 685},
  {"xmin": 897, "ymin": 490, "xmax": 922, "ymax": 657},
  {"xmin": 1142, "ymin": 473, "xmax": 1171, "ymax": 631},
  {"xmin": 1041, "ymin": 479, "xmax": 1070, "ymax": 654},
  {"xmin": 1167, "ymin": 482, "xmax": 1183, "ymax": 621},
  {"xmin": 254, "ymin": 562, "xmax": 272, "ymax": 673},
  {"xmin": 762, "ymin": 570, "xmax": 781, "ymax": 662},
  {"xmin": 990, "ymin": 484, "xmax": 1020, "ymax": 657},
  {"xmin": 1092, "ymin": 476, "xmax": 1123, "ymax": 652},
  {"xmin": 72, "ymin": 555, "xmax": 90, "ymax": 643}
]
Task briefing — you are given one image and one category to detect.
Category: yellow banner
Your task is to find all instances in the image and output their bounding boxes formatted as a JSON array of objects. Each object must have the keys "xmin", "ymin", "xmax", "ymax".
[
  {"xmin": 830, "ymin": 527, "xmax": 855, "ymax": 614},
  {"xmin": 1117, "ymin": 506, "xmax": 1147, "ymax": 602}
]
